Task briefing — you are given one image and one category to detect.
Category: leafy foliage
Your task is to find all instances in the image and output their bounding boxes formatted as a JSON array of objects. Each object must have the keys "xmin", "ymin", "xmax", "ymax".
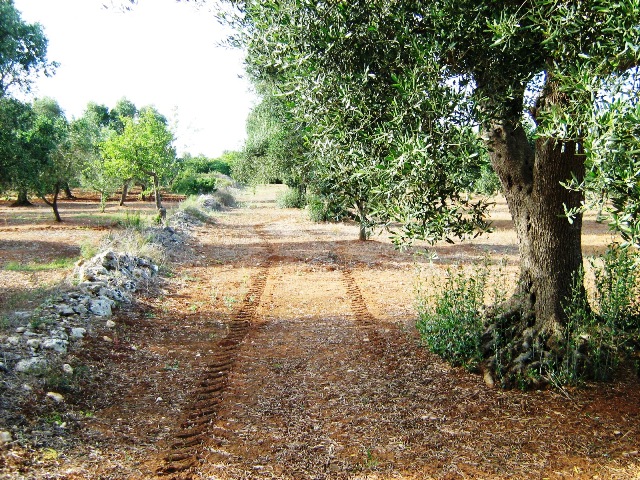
[
  {"xmin": 416, "ymin": 266, "xmax": 489, "ymax": 371},
  {"xmin": 100, "ymin": 107, "xmax": 177, "ymax": 209},
  {"xmin": 0, "ymin": 0, "xmax": 56, "ymax": 96}
]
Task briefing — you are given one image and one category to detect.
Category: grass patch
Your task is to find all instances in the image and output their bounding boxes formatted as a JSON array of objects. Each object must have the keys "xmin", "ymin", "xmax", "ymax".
[
  {"xmin": 99, "ymin": 228, "xmax": 166, "ymax": 267},
  {"xmin": 3, "ymin": 258, "xmax": 76, "ymax": 272}
]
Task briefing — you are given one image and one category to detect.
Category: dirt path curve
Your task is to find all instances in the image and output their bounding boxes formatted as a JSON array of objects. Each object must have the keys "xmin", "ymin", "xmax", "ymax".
[{"xmin": 14, "ymin": 186, "xmax": 639, "ymax": 480}]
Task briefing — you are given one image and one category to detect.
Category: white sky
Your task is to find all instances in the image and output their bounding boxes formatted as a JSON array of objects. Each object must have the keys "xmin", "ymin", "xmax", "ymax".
[{"xmin": 13, "ymin": 0, "xmax": 256, "ymax": 158}]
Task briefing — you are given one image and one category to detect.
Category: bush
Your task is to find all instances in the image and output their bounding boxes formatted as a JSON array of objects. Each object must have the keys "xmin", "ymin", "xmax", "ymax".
[
  {"xmin": 172, "ymin": 171, "xmax": 217, "ymax": 195},
  {"xmin": 276, "ymin": 187, "xmax": 306, "ymax": 208},
  {"xmin": 416, "ymin": 246, "xmax": 640, "ymax": 388},
  {"xmin": 212, "ymin": 188, "xmax": 237, "ymax": 208},
  {"xmin": 416, "ymin": 265, "xmax": 490, "ymax": 371},
  {"xmin": 559, "ymin": 245, "xmax": 640, "ymax": 383}
]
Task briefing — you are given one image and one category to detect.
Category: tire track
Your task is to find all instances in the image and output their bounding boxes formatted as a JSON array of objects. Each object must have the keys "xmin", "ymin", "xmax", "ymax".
[
  {"xmin": 155, "ymin": 225, "xmax": 273, "ymax": 479},
  {"xmin": 339, "ymin": 259, "xmax": 400, "ymax": 367}
]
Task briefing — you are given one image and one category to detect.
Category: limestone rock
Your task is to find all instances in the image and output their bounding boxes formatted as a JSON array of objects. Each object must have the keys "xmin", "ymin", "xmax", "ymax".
[
  {"xmin": 0, "ymin": 431, "xmax": 12, "ymax": 444},
  {"xmin": 70, "ymin": 327, "xmax": 86, "ymax": 339},
  {"xmin": 41, "ymin": 338, "xmax": 68, "ymax": 354},
  {"xmin": 46, "ymin": 392, "xmax": 64, "ymax": 403},
  {"xmin": 15, "ymin": 357, "xmax": 47, "ymax": 372},
  {"xmin": 89, "ymin": 298, "xmax": 113, "ymax": 317}
]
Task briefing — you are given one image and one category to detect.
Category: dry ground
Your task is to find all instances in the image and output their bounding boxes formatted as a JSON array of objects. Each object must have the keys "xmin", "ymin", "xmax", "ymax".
[{"xmin": 1, "ymin": 186, "xmax": 639, "ymax": 479}]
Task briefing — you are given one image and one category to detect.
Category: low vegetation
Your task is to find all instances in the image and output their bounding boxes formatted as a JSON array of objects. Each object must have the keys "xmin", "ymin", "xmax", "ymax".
[{"xmin": 417, "ymin": 246, "xmax": 640, "ymax": 389}]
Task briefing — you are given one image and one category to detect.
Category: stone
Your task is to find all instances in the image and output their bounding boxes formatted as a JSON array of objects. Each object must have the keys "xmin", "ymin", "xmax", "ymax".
[
  {"xmin": 57, "ymin": 305, "xmax": 76, "ymax": 316},
  {"xmin": 13, "ymin": 312, "xmax": 31, "ymax": 320},
  {"xmin": 62, "ymin": 364, "xmax": 74, "ymax": 375},
  {"xmin": 73, "ymin": 304, "xmax": 89, "ymax": 315},
  {"xmin": 100, "ymin": 251, "xmax": 120, "ymax": 270},
  {"xmin": 70, "ymin": 327, "xmax": 86, "ymax": 339},
  {"xmin": 6, "ymin": 336, "xmax": 21, "ymax": 346},
  {"xmin": 26, "ymin": 338, "xmax": 41, "ymax": 350},
  {"xmin": 41, "ymin": 338, "xmax": 68, "ymax": 354},
  {"xmin": 0, "ymin": 431, "xmax": 12, "ymax": 444},
  {"xmin": 15, "ymin": 327, "xmax": 26, "ymax": 333},
  {"xmin": 15, "ymin": 357, "xmax": 47, "ymax": 372},
  {"xmin": 105, "ymin": 320, "xmax": 116, "ymax": 329},
  {"xmin": 90, "ymin": 298, "xmax": 113, "ymax": 317},
  {"xmin": 46, "ymin": 392, "xmax": 64, "ymax": 403}
]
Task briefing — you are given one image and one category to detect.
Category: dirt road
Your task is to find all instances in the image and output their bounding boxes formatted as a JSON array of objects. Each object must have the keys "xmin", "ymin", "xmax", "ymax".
[{"xmin": 2, "ymin": 186, "xmax": 639, "ymax": 479}]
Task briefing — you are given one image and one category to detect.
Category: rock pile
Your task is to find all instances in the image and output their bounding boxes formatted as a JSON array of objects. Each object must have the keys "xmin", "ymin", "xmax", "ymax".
[{"xmin": 0, "ymin": 250, "xmax": 159, "ymax": 375}]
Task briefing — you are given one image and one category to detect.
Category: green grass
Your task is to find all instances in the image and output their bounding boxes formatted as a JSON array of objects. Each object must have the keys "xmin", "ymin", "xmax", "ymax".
[{"xmin": 3, "ymin": 257, "xmax": 77, "ymax": 272}]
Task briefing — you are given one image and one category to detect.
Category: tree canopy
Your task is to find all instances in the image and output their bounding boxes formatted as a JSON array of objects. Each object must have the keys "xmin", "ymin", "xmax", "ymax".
[
  {"xmin": 100, "ymin": 106, "xmax": 177, "ymax": 210},
  {"xmin": 0, "ymin": 0, "xmax": 56, "ymax": 97}
]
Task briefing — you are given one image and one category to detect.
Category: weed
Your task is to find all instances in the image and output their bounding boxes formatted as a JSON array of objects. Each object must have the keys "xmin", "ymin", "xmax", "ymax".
[
  {"xmin": 80, "ymin": 240, "xmax": 98, "ymax": 260},
  {"xmin": 116, "ymin": 211, "xmax": 146, "ymax": 230},
  {"xmin": 362, "ymin": 448, "xmax": 379, "ymax": 469},
  {"xmin": 40, "ymin": 448, "xmax": 59, "ymax": 461},
  {"xmin": 44, "ymin": 412, "xmax": 64, "ymax": 427},
  {"xmin": 164, "ymin": 361, "xmax": 180, "ymax": 371}
]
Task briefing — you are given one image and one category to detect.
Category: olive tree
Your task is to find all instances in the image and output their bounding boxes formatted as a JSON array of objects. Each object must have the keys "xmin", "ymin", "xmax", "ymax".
[{"xmin": 226, "ymin": 0, "xmax": 640, "ymax": 382}]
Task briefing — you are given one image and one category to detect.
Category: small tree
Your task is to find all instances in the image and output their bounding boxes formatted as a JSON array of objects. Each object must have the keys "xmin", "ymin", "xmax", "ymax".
[
  {"xmin": 72, "ymin": 105, "xmax": 120, "ymax": 211},
  {"xmin": 28, "ymin": 98, "xmax": 73, "ymax": 222},
  {"xmin": 100, "ymin": 106, "xmax": 177, "ymax": 211}
]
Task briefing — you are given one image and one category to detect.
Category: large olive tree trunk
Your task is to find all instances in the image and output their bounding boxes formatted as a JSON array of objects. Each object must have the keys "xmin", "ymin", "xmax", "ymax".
[{"xmin": 483, "ymin": 120, "xmax": 586, "ymax": 383}]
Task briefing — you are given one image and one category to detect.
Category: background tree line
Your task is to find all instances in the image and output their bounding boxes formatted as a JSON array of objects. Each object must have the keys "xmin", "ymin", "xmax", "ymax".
[{"xmin": 0, "ymin": 0, "xmax": 237, "ymax": 222}]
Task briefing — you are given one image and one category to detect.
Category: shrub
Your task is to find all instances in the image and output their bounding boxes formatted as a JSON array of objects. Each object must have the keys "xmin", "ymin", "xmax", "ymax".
[
  {"xmin": 172, "ymin": 170, "xmax": 217, "ymax": 195},
  {"xmin": 276, "ymin": 187, "xmax": 306, "ymax": 208},
  {"xmin": 416, "ymin": 246, "xmax": 640, "ymax": 388},
  {"xmin": 212, "ymin": 188, "xmax": 237, "ymax": 207},
  {"xmin": 559, "ymin": 245, "xmax": 640, "ymax": 383},
  {"xmin": 416, "ymin": 265, "xmax": 490, "ymax": 372}
]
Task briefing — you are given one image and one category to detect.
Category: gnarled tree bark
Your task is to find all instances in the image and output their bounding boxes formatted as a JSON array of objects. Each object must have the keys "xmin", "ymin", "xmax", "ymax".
[{"xmin": 482, "ymin": 99, "xmax": 586, "ymax": 386}]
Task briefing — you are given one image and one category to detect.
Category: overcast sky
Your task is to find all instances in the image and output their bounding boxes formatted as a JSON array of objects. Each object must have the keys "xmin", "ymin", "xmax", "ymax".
[{"xmin": 13, "ymin": 0, "xmax": 256, "ymax": 158}]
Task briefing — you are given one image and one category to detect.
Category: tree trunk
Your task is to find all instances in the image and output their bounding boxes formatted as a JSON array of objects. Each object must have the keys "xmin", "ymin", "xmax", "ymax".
[
  {"xmin": 355, "ymin": 200, "xmax": 368, "ymax": 241},
  {"xmin": 40, "ymin": 184, "xmax": 62, "ymax": 222},
  {"xmin": 11, "ymin": 188, "xmax": 32, "ymax": 207},
  {"xmin": 99, "ymin": 192, "xmax": 108, "ymax": 212},
  {"xmin": 152, "ymin": 174, "xmax": 163, "ymax": 210},
  {"xmin": 63, "ymin": 183, "xmax": 75, "ymax": 199},
  {"xmin": 483, "ymin": 121, "xmax": 586, "ymax": 384},
  {"xmin": 119, "ymin": 179, "xmax": 131, "ymax": 206}
]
